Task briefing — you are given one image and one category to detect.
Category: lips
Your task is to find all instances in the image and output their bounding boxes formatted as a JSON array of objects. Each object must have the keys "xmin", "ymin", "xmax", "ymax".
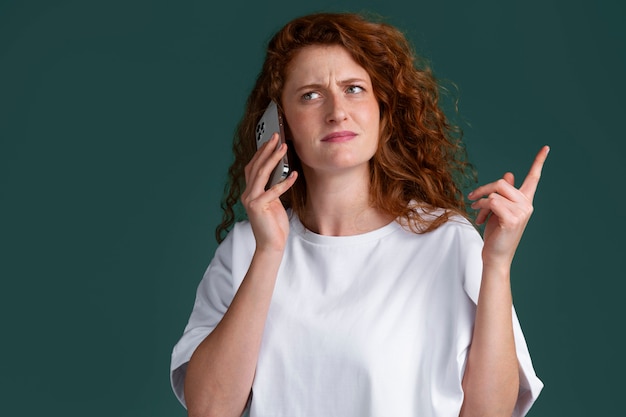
[{"xmin": 321, "ymin": 131, "xmax": 357, "ymax": 143}]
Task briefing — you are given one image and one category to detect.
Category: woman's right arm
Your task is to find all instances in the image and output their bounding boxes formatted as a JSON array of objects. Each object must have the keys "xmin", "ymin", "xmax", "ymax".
[{"xmin": 184, "ymin": 134, "xmax": 298, "ymax": 417}]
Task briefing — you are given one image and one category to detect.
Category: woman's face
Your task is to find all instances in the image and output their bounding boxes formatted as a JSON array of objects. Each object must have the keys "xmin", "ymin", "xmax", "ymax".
[{"xmin": 280, "ymin": 44, "xmax": 380, "ymax": 178}]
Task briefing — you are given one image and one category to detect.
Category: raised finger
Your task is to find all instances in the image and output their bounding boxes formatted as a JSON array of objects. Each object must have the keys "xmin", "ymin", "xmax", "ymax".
[{"xmin": 519, "ymin": 145, "xmax": 550, "ymax": 202}]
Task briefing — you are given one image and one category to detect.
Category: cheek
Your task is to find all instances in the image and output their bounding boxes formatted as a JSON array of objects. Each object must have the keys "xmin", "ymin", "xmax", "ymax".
[
  {"xmin": 282, "ymin": 118, "xmax": 306, "ymax": 158},
  {"xmin": 284, "ymin": 111, "xmax": 313, "ymax": 142},
  {"xmin": 371, "ymin": 105, "xmax": 381, "ymax": 138}
]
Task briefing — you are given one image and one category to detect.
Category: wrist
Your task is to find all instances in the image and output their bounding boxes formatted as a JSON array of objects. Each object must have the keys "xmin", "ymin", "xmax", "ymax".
[
  {"xmin": 253, "ymin": 244, "xmax": 287, "ymax": 263},
  {"xmin": 481, "ymin": 258, "xmax": 512, "ymax": 280}
]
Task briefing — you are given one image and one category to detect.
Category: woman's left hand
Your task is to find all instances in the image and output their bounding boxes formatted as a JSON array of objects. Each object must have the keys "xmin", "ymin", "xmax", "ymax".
[{"xmin": 468, "ymin": 146, "xmax": 550, "ymax": 269}]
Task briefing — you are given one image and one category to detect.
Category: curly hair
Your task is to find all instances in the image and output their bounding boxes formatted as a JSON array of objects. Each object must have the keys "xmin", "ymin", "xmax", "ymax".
[{"xmin": 215, "ymin": 12, "xmax": 476, "ymax": 242}]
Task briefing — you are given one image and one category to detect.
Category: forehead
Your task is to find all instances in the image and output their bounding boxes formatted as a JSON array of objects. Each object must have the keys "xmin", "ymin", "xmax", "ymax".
[{"xmin": 283, "ymin": 44, "xmax": 371, "ymax": 85}]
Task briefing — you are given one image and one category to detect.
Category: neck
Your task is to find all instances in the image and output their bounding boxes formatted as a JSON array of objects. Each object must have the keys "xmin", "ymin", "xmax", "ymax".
[{"xmin": 300, "ymin": 166, "xmax": 394, "ymax": 236}]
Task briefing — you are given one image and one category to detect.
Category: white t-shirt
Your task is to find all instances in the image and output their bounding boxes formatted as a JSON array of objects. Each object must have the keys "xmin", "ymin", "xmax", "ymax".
[{"xmin": 170, "ymin": 213, "xmax": 543, "ymax": 417}]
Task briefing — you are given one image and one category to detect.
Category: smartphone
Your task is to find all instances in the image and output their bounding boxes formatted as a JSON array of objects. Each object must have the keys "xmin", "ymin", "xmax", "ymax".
[{"xmin": 255, "ymin": 100, "xmax": 290, "ymax": 188}]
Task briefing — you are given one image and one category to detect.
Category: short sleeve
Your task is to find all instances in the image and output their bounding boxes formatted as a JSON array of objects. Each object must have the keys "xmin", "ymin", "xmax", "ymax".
[
  {"xmin": 458, "ymin": 221, "xmax": 544, "ymax": 416},
  {"xmin": 169, "ymin": 222, "xmax": 255, "ymax": 407}
]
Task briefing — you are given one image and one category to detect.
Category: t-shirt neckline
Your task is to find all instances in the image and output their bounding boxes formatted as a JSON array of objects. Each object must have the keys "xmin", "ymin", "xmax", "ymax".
[{"xmin": 290, "ymin": 213, "xmax": 401, "ymax": 246}]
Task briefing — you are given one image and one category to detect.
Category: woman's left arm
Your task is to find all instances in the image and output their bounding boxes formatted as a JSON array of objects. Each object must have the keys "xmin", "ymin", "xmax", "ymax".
[{"xmin": 460, "ymin": 146, "xmax": 550, "ymax": 417}]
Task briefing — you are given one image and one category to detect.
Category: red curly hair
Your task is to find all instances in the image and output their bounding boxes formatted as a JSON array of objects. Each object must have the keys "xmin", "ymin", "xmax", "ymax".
[{"xmin": 216, "ymin": 12, "xmax": 475, "ymax": 242}]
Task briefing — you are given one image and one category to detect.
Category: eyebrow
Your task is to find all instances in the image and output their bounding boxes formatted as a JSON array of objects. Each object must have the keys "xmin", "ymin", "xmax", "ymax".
[{"xmin": 294, "ymin": 78, "xmax": 369, "ymax": 92}]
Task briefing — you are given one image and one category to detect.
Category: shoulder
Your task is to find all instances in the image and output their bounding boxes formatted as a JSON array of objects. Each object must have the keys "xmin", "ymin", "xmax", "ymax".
[
  {"xmin": 393, "ymin": 207, "xmax": 484, "ymax": 274},
  {"xmin": 205, "ymin": 220, "xmax": 256, "ymax": 290},
  {"xmin": 437, "ymin": 214, "xmax": 482, "ymax": 241},
  {"xmin": 220, "ymin": 219, "xmax": 254, "ymax": 245},
  {"xmin": 214, "ymin": 220, "xmax": 256, "ymax": 264},
  {"xmin": 406, "ymin": 209, "xmax": 484, "ymax": 299}
]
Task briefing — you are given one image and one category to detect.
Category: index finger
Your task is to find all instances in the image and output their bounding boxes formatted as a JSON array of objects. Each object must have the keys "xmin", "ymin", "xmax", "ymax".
[{"xmin": 519, "ymin": 145, "xmax": 550, "ymax": 202}]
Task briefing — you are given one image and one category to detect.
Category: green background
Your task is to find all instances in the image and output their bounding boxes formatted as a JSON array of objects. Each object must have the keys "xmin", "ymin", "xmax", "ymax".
[{"xmin": 1, "ymin": 0, "xmax": 624, "ymax": 415}]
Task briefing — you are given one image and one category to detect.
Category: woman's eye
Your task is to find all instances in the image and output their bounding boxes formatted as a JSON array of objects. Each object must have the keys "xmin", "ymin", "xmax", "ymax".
[
  {"xmin": 302, "ymin": 91, "xmax": 321, "ymax": 101},
  {"xmin": 346, "ymin": 85, "xmax": 364, "ymax": 94}
]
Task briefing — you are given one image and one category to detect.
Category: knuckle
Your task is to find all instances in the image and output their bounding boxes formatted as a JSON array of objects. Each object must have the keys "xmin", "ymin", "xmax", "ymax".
[
  {"xmin": 257, "ymin": 163, "xmax": 271, "ymax": 176},
  {"xmin": 247, "ymin": 199, "xmax": 261, "ymax": 212},
  {"xmin": 496, "ymin": 178, "xmax": 507, "ymax": 188},
  {"xmin": 246, "ymin": 199, "xmax": 258, "ymax": 211},
  {"xmin": 520, "ymin": 201, "xmax": 533, "ymax": 214}
]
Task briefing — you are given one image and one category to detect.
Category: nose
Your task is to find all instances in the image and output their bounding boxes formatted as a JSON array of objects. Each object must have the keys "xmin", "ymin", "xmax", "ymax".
[{"xmin": 325, "ymin": 93, "xmax": 348, "ymax": 124}]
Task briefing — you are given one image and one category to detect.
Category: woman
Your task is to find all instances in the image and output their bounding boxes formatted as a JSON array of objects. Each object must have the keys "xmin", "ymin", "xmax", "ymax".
[{"xmin": 171, "ymin": 12, "xmax": 547, "ymax": 417}]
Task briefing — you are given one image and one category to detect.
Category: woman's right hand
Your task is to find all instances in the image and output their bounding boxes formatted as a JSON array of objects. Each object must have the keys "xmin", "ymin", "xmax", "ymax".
[
  {"xmin": 241, "ymin": 133, "xmax": 298, "ymax": 253},
  {"xmin": 185, "ymin": 135, "xmax": 297, "ymax": 417}
]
